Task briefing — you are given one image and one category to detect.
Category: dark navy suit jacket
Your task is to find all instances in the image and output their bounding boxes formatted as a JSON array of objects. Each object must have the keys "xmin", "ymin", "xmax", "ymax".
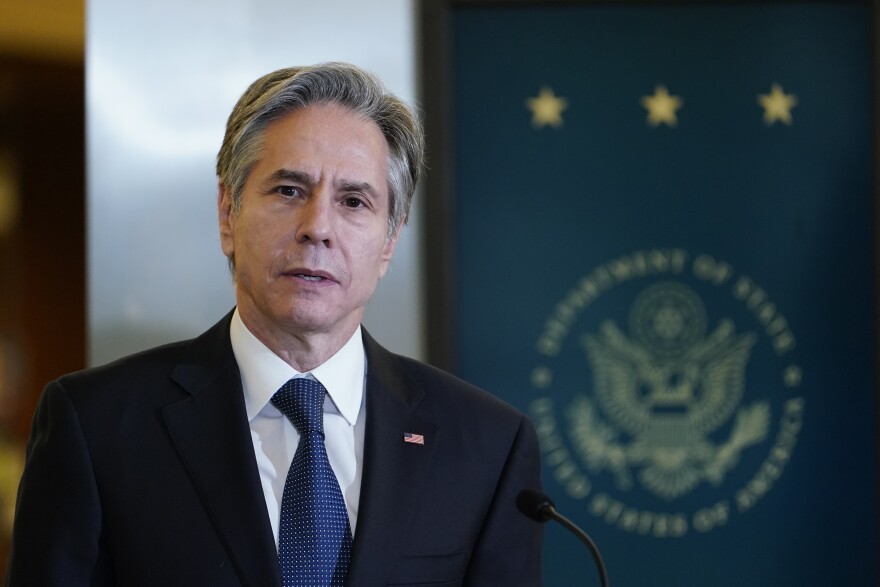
[{"xmin": 5, "ymin": 312, "xmax": 544, "ymax": 586}]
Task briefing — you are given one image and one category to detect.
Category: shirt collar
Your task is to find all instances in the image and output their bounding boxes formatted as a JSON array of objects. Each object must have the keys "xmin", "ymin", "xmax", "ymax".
[{"xmin": 230, "ymin": 308, "xmax": 365, "ymax": 426}]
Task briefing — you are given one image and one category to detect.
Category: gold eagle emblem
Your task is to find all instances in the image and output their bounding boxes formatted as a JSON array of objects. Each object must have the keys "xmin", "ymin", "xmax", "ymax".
[{"xmin": 568, "ymin": 282, "xmax": 768, "ymax": 500}]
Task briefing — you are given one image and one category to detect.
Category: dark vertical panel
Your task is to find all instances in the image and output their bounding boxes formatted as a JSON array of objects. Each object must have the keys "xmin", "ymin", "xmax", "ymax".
[
  {"xmin": 419, "ymin": 0, "xmax": 459, "ymax": 372},
  {"xmin": 0, "ymin": 56, "xmax": 85, "ymax": 569}
]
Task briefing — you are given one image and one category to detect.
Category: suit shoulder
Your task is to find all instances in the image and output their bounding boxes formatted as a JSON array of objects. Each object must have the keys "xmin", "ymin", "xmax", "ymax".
[
  {"xmin": 58, "ymin": 339, "xmax": 192, "ymax": 390},
  {"xmin": 392, "ymin": 353, "xmax": 526, "ymax": 423},
  {"xmin": 42, "ymin": 338, "xmax": 208, "ymax": 420},
  {"xmin": 56, "ymin": 312, "xmax": 234, "ymax": 392}
]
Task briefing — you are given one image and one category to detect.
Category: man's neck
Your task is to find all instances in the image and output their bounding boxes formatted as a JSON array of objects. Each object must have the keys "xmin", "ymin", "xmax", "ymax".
[{"xmin": 236, "ymin": 307, "xmax": 360, "ymax": 373}]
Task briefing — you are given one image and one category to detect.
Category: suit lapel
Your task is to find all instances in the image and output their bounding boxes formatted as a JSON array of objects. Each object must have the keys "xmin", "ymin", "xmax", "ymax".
[
  {"xmin": 347, "ymin": 332, "xmax": 438, "ymax": 586},
  {"xmin": 162, "ymin": 313, "xmax": 281, "ymax": 587}
]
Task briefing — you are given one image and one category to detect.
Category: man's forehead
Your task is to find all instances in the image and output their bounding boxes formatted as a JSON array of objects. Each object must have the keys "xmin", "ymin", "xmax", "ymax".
[
  {"xmin": 264, "ymin": 106, "xmax": 386, "ymax": 154},
  {"xmin": 253, "ymin": 106, "xmax": 390, "ymax": 194}
]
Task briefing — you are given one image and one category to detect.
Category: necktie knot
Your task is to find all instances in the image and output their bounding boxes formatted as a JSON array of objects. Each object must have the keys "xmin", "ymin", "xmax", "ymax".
[{"xmin": 271, "ymin": 377, "xmax": 325, "ymax": 435}]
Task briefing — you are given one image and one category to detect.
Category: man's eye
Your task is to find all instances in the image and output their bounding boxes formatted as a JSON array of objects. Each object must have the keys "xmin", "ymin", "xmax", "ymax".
[
  {"xmin": 278, "ymin": 186, "xmax": 301, "ymax": 198},
  {"xmin": 343, "ymin": 197, "xmax": 364, "ymax": 208}
]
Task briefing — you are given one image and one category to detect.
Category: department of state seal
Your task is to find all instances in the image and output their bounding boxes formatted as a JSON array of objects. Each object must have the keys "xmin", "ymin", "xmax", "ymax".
[{"xmin": 530, "ymin": 250, "xmax": 804, "ymax": 537}]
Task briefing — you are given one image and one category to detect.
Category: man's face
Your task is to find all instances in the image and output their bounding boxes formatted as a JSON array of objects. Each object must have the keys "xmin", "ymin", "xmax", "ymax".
[{"xmin": 218, "ymin": 103, "xmax": 399, "ymax": 343}]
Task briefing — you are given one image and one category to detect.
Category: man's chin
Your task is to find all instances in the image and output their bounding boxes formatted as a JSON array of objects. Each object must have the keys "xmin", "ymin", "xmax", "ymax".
[{"xmin": 276, "ymin": 308, "xmax": 362, "ymax": 338}]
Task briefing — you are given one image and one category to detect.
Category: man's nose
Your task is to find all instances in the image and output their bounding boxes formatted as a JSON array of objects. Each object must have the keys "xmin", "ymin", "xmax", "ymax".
[{"xmin": 296, "ymin": 189, "xmax": 333, "ymax": 245}]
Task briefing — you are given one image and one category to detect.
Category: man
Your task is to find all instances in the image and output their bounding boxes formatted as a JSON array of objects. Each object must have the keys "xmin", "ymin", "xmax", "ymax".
[{"xmin": 6, "ymin": 62, "xmax": 543, "ymax": 586}]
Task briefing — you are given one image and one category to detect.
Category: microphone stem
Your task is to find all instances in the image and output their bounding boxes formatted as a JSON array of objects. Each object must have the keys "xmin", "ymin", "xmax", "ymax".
[{"xmin": 546, "ymin": 506, "xmax": 609, "ymax": 587}]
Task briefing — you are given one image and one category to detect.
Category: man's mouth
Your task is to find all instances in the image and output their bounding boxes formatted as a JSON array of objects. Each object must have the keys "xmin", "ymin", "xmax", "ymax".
[{"xmin": 286, "ymin": 269, "xmax": 334, "ymax": 283}]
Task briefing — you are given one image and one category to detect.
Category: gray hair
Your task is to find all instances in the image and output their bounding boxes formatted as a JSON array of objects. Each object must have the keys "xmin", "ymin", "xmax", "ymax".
[{"xmin": 216, "ymin": 62, "xmax": 425, "ymax": 237}]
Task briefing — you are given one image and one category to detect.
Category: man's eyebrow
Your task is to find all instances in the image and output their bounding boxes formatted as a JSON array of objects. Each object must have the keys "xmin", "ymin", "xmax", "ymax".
[
  {"xmin": 267, "ymin": 168, "xmax": 315, "ymax": 185},
  {"xmin": 337, "ymin": 180, "xmax": 380, "ymax": 198},
  {"xmin": 266, "ymin": 169, "xmax": 383, "ymax": 198}
]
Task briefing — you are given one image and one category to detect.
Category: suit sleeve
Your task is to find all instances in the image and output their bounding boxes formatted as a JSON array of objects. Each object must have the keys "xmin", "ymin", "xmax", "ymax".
[
  {"xmin": 5, "ymin": 381, "xmax": 110, "ymax": 586},
  {"xmin": 464, "ymin": 415, "xmax": 544, "ymax": 586}
]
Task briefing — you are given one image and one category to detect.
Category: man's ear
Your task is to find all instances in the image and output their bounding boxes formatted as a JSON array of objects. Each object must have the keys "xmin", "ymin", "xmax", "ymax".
[
  {"xmin": 218, "ymin": 184, "xmax": 235, "ymax": 259},
  {"xmin": 378, "ymin": 219, "xmax": 405, "ymax": 279}
]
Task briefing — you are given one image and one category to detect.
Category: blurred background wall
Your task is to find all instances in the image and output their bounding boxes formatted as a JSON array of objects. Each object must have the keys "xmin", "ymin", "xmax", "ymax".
[{"xmin": 87, "ymin": 0, "xmax": 423, "ymax": 366}]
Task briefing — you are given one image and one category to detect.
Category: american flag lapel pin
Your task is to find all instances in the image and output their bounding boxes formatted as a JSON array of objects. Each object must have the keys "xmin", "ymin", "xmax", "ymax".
[{"xmin": 403, "ymin": 432, "xmax": 425, "ymax": 445}]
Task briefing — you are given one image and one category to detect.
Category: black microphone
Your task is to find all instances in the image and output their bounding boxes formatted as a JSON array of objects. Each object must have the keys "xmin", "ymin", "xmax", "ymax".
[{"xmin": 516, "ymin": 489, "xmax": 609, "ymax": 587}]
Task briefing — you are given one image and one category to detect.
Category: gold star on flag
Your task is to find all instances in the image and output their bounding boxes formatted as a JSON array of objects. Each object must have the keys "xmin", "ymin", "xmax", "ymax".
[
  {"xmin": 758, "ymin": 83, "xmax": 798, "ymax": 125},
  {"xmin": 641, "ymin": 85, "xmax": 683, "ymax": 127},
  {"xmin": 526, "ymin": 87, "xmax": 568, "ymax": 128}
]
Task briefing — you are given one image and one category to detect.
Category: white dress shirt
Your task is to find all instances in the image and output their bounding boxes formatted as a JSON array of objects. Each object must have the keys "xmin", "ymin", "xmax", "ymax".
[{"xmin": 230, "ymin": 309, "xmax": 366, "ymax": 544}]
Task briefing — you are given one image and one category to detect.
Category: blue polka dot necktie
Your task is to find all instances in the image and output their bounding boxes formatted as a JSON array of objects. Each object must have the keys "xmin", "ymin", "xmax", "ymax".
[{"xmin": 271, "ymin": 378, "xmax": 353, "ymax": 586}]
